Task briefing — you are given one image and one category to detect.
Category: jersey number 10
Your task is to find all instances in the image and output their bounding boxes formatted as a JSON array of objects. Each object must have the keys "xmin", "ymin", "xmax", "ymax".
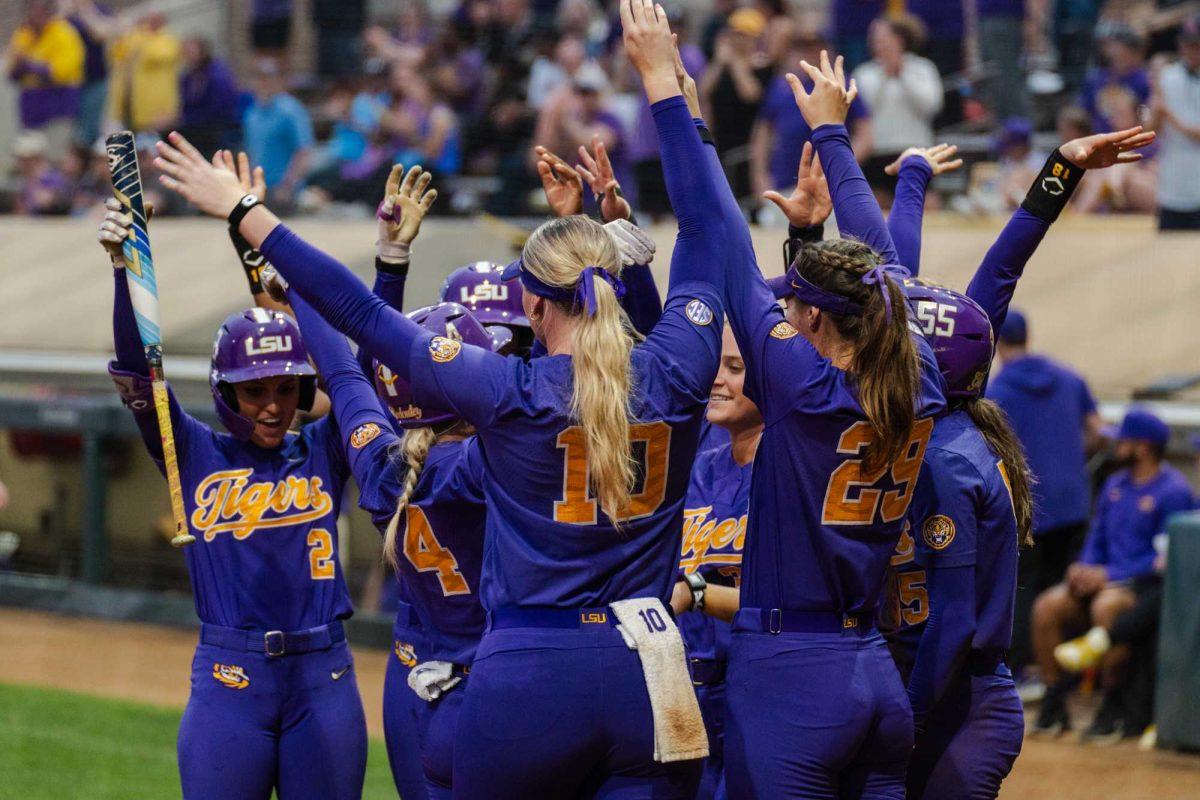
[{"xmin": 553, "ymin": 421, "xmax": 672, "ymax": 525}]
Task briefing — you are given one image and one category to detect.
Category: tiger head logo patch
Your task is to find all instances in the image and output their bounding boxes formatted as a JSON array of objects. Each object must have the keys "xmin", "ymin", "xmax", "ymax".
[
  {"xmin": 429, "ymin": 336, "xmax": 462, "ymax": 364},
  {"xmin": 394, "ymin": 640, "xmax": 417, "ymax": 668},
  {"xmin": 212, "ymin": 663, "xmax": 250, "ymax": 689},
  {"xmin": 350, "ymin": 423, "xmax": 382, "ymax": 449},
  {"xmin": 922, "ymin": 515, "xmax": 956, "ymax": 550},
  {"xmin": 769, "ymin": 322, "xmax": 799, "ymax": 340}
]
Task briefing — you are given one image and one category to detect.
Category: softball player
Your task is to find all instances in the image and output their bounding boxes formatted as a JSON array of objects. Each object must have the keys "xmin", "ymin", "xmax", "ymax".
[
  {"xmin": 884, "ymin": 286, "xmax": 1032, "ymax": 799},
  {"xmin": 670, "ymin": 325, "xmax": 762, "ymax": 800},
  {"xmin": 99, "ymin": 211, "xmax": 367, "ymax": 799},
  {"xmin": 716, "ymin": 53, "xmax": 946, "ymax": 799},
  {"xmin": 152, "ymin": 4, "xmax": 733, "ymax": 795}
]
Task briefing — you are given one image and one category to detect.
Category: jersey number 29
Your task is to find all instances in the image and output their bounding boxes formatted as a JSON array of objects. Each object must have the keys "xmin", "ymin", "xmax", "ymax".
[{"xmin": 822, "ymin": 418, "xmax": 934, "ymax": 525}]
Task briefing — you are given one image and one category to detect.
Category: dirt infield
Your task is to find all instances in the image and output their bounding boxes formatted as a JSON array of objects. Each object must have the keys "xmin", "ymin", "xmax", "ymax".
[{"xmin": 3, "ymin": 608, "xmax": 1199, "ymax": 799}]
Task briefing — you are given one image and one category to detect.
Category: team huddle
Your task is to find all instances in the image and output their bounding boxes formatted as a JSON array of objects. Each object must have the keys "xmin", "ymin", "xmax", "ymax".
[{"xmin": 95, "ymin": 3, "xmax": 1157, "ymax": 799}]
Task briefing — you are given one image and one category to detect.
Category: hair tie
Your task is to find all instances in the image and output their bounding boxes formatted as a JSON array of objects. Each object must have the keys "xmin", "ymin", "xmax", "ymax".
[
  {"xmin": 860, "ymin": 264, "xmax": 911, "ymax": 321},
  {"xmin": 576, "ymin": 266, "xmax": 626, "ymax": 316}
]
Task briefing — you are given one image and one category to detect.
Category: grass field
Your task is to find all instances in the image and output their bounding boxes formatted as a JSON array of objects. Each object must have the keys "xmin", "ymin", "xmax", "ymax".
[{"xmin": 0, "ymin": 683, "xmax": 397, "ymax": 799}]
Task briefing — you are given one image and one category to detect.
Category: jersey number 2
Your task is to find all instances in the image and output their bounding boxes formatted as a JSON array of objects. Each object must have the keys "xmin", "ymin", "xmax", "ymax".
[
  {"xmin": 308, "ymin": 528, "xmax": 335, "ymax": 580},
  {"xmin": 553, "ymin": 421, "xmax": 671, "ymax": 524},
  {"xmin": 822, "ymin": 417, "xmax": 934, "ymax": 525},
  {"xmin": 405, "ymin": 506, "xmax": 470, "ymax": 596}
]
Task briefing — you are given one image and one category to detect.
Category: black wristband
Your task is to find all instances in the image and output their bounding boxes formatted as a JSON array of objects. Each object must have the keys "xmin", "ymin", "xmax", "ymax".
[
  {"xmin": 227, "ymin": 193, "xmax": 263, "ymax": 231},
  {"xmin": 375, "ymin": 256, "xmax": 410, "ymax": 277},
  {"xmin": 1020, "ymin": 148, "xmax": 1084, "ymax": 223},
  {"xmin": 783, "ymin": 224, "xmax": 824, "ymax": 270},
  {"xmin": 228, "ymin": 225, "xmax": 266, "ymax": 294},
  {"xmin": 697, "ymin": 124, "xmax": 716, "ymax": 147}
]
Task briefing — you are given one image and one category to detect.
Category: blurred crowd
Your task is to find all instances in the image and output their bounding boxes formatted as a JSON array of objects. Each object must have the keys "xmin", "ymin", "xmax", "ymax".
[{"xmin": 6, "ymin": 0, "xmax": 1200, "ymax": 228}]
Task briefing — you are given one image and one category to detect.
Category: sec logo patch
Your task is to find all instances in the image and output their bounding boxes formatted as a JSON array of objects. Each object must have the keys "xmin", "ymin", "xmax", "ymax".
[
  {"xmin": 922, "ymin": 515, "xmax": 956, "ymax": 550},
  {"xmin": 350, "ymin": 423, "xmax": 382, "ymax": 449},
  {"xmin": 685, "ymin": 299, "xmax": 713, "ymax": 326},
  {"xmin": 770, "ymin": 321, "xmax": 799, "ymax": 340},
  {"xmin": 429, "ymin": 336, "xmax": 462, "ymax": 363},
  {"xmin": 212, "ymin": 663, "xmax": 249, "ymax": 689}
]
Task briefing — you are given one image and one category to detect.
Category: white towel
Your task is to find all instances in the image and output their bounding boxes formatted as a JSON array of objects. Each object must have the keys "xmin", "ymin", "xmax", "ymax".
[
  {"xmin": 609, "ymin": 597, "xmax": 710, "ymax": 763},
  {"xmin": 407, "ymin": 660, "xmax": 462, "ymax": 702}
]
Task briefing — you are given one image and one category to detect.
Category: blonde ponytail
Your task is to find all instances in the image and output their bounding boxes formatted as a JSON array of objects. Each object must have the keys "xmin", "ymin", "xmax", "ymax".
[
  {"xmin": 382, "ymin": 426, "xmax": 437, "ymax": 569},
  {"xmin": 523, "ymin": 215, "xmax": 636, "ymax": 524}
]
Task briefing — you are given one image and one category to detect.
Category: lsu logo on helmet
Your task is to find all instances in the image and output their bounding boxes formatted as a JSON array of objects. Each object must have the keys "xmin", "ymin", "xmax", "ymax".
[
  {"xmin": 460, "ymin": 282, "xmax": 508, "ymax": 305},
  {"xmin": 429, "ymin": 336, "xmax": 462, "ymax": 364},
  {"xmin": 350, "ymin": 423, "xmax": 382, "ymax": 449},
  {"xmin": 922, "ymin": 515, "xmax": 956, "ymax": 550},
  {"xmin": 213, "ymin": 663, "xmax": 250, "ymax": 689},
  {"xmin": 394, "ymin": 640, "xmax": 417, "ymax": 668},
  {"xmin": 245, "ymin": 335, "xmax": 293, "ymax": 356},
  {"xmin": 769, "ymin": 321, "xmax": 799, "ymax": 340},
  {"xmin": 685, "ymin": 299, "xmax": 714, "ymax": 326}
]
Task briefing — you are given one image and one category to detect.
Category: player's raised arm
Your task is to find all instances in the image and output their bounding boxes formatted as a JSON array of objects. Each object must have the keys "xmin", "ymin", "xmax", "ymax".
[
  {"xmin": 883, "ymin": 144, "xmax": 962, "ymax": 274},
  {"xmin": 966, "ymin": 127, "xmax": 1155, "ymax": 332},
  {"xmin": 790, "ymin": 51, "xmax": 897, "ymax": 263}
]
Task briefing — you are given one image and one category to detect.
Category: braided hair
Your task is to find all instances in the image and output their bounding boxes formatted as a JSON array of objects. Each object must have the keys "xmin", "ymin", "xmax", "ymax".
[{"xmin": 381, "ymin": 426, "xmax": 437, "ymax": 569}]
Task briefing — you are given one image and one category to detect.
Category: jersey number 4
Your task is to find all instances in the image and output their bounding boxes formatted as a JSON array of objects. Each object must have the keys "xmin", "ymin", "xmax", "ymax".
[
  {"xmin": 822, "ymin": 418, "xmax": 934, "ymax": 525},
  {"xmin": 405, "ymin": 506, "xmax": 470, "ymax": 596},
  {"xmin": 553, "ymin": 421, "xmax": 672, "ymax": 525}
]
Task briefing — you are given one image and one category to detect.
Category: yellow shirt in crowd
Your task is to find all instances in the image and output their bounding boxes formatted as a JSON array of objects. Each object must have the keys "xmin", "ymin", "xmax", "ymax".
[
  {"xmin": 108, "ymin": 26, "xmax": 181, "ymax": 130},
  {"xmin": 8, "ymin": 19, "xmax": 85, "ymax": 88}
]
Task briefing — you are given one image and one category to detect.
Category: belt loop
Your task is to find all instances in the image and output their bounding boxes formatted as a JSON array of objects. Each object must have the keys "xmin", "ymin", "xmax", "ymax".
[
  {"xmin": 768, "ymin": 608, "xmax": 782, "ymax": 635},
  {"xmin": 264, "ymin": 630, "xmax": 286, "ymax": 657}
]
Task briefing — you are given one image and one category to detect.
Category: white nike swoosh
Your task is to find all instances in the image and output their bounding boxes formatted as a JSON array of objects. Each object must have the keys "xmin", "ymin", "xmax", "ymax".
[{"xmin": 331, "ymin": 666, "xmax": 351, "ymax": 681}]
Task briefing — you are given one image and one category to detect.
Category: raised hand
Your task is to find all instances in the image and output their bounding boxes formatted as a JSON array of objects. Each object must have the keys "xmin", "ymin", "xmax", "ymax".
[
  {"xmin": 379, "ymin": 164, "xmax": 438, "ymax": 247},
  {"xmin": 1061, "ymin": 126, "xmax": 1156, "ymax": 170},
  {"xmin": 226, "ymin": 150, "xmax": 268, "ymax": 197},
  {"xmin": 884, "ymin": 143, "xmax": 964, "ymax": 176},
  {"xmin": 535, "ymin": 145, "xmax": 584, "ymax": 217},
  {"xmin": 786, "ymin": 50, "xmax": 858, "ymax": 130},
  {"xmin": 672, "ymin": 34, "xmax": 702, "ymax": 120},
  {"xmin": 762, "ymin": 141, "xmax": 833, "ymax": 229},
  {"xmin": 621, "ymin": 0, "xmax": 679, "ymax": 102},
  {"xmin": 576, "ymin": 135, "xmax": 631, "ymax": 222},
  {"xmin": 154, "ymin": 132, "xmax": 246, "ymax": 218}
]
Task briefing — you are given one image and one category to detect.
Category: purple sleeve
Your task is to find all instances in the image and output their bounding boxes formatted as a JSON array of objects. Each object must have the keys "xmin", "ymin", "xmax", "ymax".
[
  {"xmin": 1079, "ymin": 376, "xmax": 1097, "ymax": 416},
  {"xmin": 355, "ymin": 267, "xmax": 408, "ymax": 383},
  {"xmin": 260, "ymin": 224, "xmax": 511, "ymax": 431},
  {"xmin": 887, "ymin": 157, "xmax": 934, "ymax": 274},
  {"xmin": 287, "ymin": 290, "xmax": 399, "ymax": 487},
  {"xmin": 907, "ymin": 565, "xmax": 976, "ymax": 732},
  {"xmin": 112, "ymin": 269, "xmax": 149, "ymax": 376},
  {"xmin": 964, "ymin": 208, "xmax": 1050, "ymax": 333},
  {"xmin": 620, "ymin": 261, "xmax": 663, "ymax": 338},
  {"xmin": 810, "ymin": 124, "xmax": 898, "ymax": 264}
]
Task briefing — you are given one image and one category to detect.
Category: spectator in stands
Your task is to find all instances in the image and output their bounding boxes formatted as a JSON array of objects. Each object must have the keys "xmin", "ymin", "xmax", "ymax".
[
  {"xmin": 11, "ymin": 131, "xmax": 71, "ymax": 216},
  {"xmin": 532, "ymin": 62, "xmax": 627, "ymax": 201},
  {"xmin": 978, "ymin": 0, "xmax": 1030, "ymax": 119},
  {"xmin": 751, "ymin": 29, "xmax": 872, "ymax": 207},
  {"xmin": 1074, "ymin": 88, "xmax": 1158, "ymax": 214},
  {"xmin": 251, "ymin": 0, "xmax": 292, "ymax": 60},
  {"xmin": 1032, "ymin": 408, "xmax": 1193, "ymax": 742},
  {"xmin": 528, "ymin": 35, "xmax": 590, "ymax": 110},
  {"xmin": 852, "ymin": 14, "xmax": 942, "ymax": 195},
  {"xmin": 383, "ymin": 64, "xmax": 460, "ymax": 176},
  {"xmin": 109, "ymin": 13, "xmax": 181, "ymax": 133},
  {"xmin": 176, "ymin": 38, "xmax": 241, "ymax": 159},
  {"xmin": 243, "ymin": 58, "xmax": 314, "ymax": 208},
  {"xmin": 1152, "ymin": 15, "xmax": 1200, "ymax": 231},
  {"xmin": 700, "ymin": 0, "xmax": 738, "ymax": 60},
  {"xmin": 312, "ymin": 0, "xmax": 366, "ymax": 79},
  {"xmin": 1082, "ymin": 21, "xmax": 1150, "ymax": 133},
  {"xmin": 5, "ymin": 0, "xmax": 85, "ymax": 159},
  {"xmin": 988, "ymin": 309, "xmax": 1107, "ymax": 683},
  {"xmin": 993, "ymin": 117, "xmax": 1045, "ymax": 211},
  {"xmin": 699, "ymin": 7, "xmax": 774, "ymax": 204},
  {"xmin": 1054, "ymin": 0, "xmax": 1104, "ymax": 97},
  {"xmin": 753, "ymin": 0, "xmax": 796, "ymax": 65},
  {"xmin": 907, "ymin": 0, "xmax": 966, "ymax": 78},
  {"xmin": 831, "ymin": 0, "xmax": 883, "ymax": 73},
  {"xmin": 62, "ymin": 0, "xmax": 117, "ymax": 151}
]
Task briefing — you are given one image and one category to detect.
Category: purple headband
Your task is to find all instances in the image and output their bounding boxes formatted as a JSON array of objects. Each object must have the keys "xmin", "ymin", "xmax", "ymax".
[
  {"xmin": 501, "ymin": 258, "xmax": 625, "ymax": 317},
  {"xmin": 784, "ymin": 263, "xmax": 910, "ymax": 319}
]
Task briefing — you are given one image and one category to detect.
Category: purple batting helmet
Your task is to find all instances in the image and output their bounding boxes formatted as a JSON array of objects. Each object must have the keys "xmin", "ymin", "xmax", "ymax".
[
  {"xmin": 903, "ymin": 282, "xmax": 994, "ymax": 401},
  {"xmin": 374, "ymin": 302, "xmax": 511, "ymax": 429},
  {"xmin": 440, "ymin": 262, "xmax": 529, "ymax": 327},
  {"xmin": 210, "ymin": 308, "xmax": 317, "ymax": 440}
]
